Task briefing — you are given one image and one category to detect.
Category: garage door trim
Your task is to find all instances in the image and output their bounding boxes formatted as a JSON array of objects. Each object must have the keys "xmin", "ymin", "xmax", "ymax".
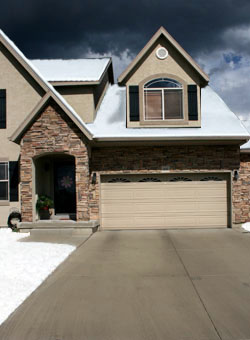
[{"xmin": 99, "ymin": 171, "xmax": 232, "ymax": 230}]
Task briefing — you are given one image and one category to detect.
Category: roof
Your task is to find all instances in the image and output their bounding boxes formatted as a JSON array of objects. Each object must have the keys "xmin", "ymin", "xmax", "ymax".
[
  {"xmin": 31, "ymin": 58, "xmax": 111, "ymax": 83},
  {"xmin": 0, "ymin": 30, "xmax": 93, "ymax": 141},
  {"xmin": 118, "ymin": 26, "xmax": 209, "ymax": 85},
  {"xmin": 240, "ymin": 120, "xmax": 250, "ymax": 151},
  {"xmin": 87, "ymin": 84, "xmax": 249, "ymax": 141},
  {"xmin": 2, "ymin": 29, "xmax": 249, "ymax": 145}
]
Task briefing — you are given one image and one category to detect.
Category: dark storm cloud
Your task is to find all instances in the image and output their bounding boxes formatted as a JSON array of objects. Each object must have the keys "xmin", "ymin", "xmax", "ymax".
[{"xmin": 2, "ymin": 0, "xmax": 250, "ymax": 59}]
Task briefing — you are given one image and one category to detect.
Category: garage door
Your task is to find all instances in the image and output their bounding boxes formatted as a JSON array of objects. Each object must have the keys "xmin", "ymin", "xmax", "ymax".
[{"xmin": 100, "ymin": 173, "xmax": 230, "ymax": 229}]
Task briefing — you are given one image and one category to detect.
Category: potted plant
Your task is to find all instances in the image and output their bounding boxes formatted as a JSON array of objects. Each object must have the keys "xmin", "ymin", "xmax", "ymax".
[{"xmin": 36, "ymin": 195, "xmax": 54, "ymax": 220}]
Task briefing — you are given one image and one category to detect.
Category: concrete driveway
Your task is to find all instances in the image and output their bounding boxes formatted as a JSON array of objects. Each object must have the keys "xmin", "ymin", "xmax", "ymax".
[{"xmin": 1, "ymin": 228, "xmax": 250, "ymax": 340}]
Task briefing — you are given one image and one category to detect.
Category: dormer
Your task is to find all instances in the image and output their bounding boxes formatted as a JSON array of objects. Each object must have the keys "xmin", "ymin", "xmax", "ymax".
[{"xmin": 118, "ymin": 27, "xmax": 209, "ymax": 128}]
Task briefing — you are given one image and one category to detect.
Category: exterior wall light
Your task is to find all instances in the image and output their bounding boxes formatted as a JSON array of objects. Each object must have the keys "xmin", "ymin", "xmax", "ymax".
[{"xmin": 233, "ymin": 170, "xmax": 239, "ymax": 181}]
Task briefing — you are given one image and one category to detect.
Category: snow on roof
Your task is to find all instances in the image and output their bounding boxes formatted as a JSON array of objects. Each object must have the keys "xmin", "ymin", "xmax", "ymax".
[
  {"xmin": 0, "ymin": 29, "xmax": 93, "ymax": 138},
  {"xmin": 30, "ymin": 58, "xmax": 110, "ymax": 82},
  {"xmin": 87, "ymin": 85, "xmax": 250, "ymax": 140},
  {"xmin": 240, "ymin": 120, "xmax": 250, "ymax": 150}
]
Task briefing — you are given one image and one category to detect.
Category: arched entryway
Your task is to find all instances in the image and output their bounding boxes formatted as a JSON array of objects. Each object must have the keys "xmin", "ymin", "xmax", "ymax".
[{"xmin": 34, "ymin": 153, "xmax": 76, "ymax": 220}]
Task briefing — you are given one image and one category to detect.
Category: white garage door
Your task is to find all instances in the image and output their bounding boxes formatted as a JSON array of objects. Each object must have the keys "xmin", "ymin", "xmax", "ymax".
[{"xmin": 101, "ymin": 174, "xmax": 229, "ymax": 229}]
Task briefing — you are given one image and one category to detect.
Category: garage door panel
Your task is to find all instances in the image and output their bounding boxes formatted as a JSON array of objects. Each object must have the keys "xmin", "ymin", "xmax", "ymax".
[
  {"xmin": 101, "ymin": 203, "xmax": 228, "ymax": 215},
  {"xmin": 101, "ymin": 217, "xmax": 135, "ymax": 229},
  {"xmin": 197, "ymin": 216, "xmax": 227, "ymax": 227},
  {"xmin": 197, "ymin": 202, "xmax": 227, "ymax": 212},
  {"xmin": 133, "ymin": 190, "xmax": 169, "ymax": 199},
  {"xmin": 102, "ymin": 200, "xmax": 227, "ymax": 212},
  {"xmin": 102, "ymin": 207, "xmax": 227, "ymax": 219},
  {"xmin": 101, "ymin": 174, "xmax": 229, "ymax": 229},
  {"xmin": 195, "ymin": 188, "xmax": 227, "ymax": 198},
  {"xmin": 133, "ymin": 217, "xmax": 171, "ymax": 228},
  {"xmin": 102, "ymin": 187, "xmax": 227, "ymax": 201},
  {"xmin": 102, "ymin": 216, "xmax": 216, "ymax": 229},
  {"xmin": 101, "ymin": 202, "xmax": 137, "ymax": 214},
  {"xmin": 101, "ymin": 190, "xmax": 134, "ymax": 200},
  {"xmin": 102, "ymin": 215, "xmax": 228, "ymax": 229},
  {"xmin": 102, "ymin": 216, "xmax": 196, "ymax": 229}
]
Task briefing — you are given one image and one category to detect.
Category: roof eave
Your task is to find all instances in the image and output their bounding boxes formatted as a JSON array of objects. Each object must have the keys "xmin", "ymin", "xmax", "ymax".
[
  {"xmin": 93, "ymin": 136, "xmax": 249, "ymax": 142},
  {"xmin": 50, "ymin": 80, "xmax": 100, "ymax": 86}
]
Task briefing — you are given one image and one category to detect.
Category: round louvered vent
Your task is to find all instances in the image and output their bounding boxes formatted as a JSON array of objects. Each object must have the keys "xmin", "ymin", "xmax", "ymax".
[{"xmin": 156, "ymin": 47, "xmax": 168, "ymax": 60}]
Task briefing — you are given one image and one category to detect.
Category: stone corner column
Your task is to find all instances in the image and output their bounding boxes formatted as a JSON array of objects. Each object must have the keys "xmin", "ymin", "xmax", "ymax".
[
  {"xmin": 75, "ymin": 152, "xmax": 90, "ymax": 221},
  {"xmin": 20, "ymin": 156, "xmax": 33, "ymax": 222}
]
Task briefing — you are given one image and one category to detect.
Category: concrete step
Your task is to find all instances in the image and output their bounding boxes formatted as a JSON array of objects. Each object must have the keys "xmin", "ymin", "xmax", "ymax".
[
  {"xmin": 19, "ymin": 220, "xmax": 99, "ymax": 236},
  {"xmin": 50, "ymin": 213, "xmax": 76, "ymax": 221}
]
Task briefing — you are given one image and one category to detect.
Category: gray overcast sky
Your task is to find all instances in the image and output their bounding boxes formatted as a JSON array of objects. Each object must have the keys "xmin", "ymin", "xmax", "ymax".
[{"xmin": 1, "ymin": 0, "xmax": 250, "ymax": 118}]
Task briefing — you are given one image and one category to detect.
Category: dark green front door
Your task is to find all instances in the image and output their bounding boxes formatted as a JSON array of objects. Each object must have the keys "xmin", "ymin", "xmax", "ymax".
[{"xmin": 54, "ymin": 161, "xmax": 76, "ymax": 214}]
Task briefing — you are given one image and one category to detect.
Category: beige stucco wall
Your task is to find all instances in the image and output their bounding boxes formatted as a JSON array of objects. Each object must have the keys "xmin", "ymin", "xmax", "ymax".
[
  {"xmin": 126, "ymin": 37, "xmax": 201, "ymax": 85},
  {"xmin": 56, "ymin": 73, "xmax": 110, "ymax": 124},
  {"xmin": 56, "ymin": 86, "xmax": 95, "ymax": 123},
  {"xmin": 0, "ymin": 42, "xmax": 44, "ymax": 226}
]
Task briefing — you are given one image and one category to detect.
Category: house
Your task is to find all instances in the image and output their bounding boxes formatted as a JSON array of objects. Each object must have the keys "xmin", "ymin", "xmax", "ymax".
[{"xmin": 0, "ymin": 27, "xmax": 249, "ymax": 230}]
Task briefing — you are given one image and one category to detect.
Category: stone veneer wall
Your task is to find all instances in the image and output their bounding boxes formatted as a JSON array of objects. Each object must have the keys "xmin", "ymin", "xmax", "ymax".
[
  {"xmin": 238, "ymin": 153, "xmax": 250, "ymax": 223},
  {"xmin": 89, "ymin": 145, "xmax": 243, "ymax": 224},
  {"xmin": 20, "ymin": 101, "xmax": 89, "ymax": 222}
]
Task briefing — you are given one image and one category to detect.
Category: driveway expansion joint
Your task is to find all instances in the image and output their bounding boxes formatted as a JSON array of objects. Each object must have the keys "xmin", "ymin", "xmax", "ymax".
[{"xmin": 167, "ymin": 231, "xmax": 223, "ymax": 340}]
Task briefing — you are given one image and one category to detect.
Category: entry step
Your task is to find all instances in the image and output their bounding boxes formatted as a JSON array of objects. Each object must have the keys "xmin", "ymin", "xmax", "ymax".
[
  {"xmin": 50, "ymin": 213, "xmax": 76, "ymax": 221},
  {"xmin": 19, "ymin": 220, "xmax": 99, "ymax": 234}
]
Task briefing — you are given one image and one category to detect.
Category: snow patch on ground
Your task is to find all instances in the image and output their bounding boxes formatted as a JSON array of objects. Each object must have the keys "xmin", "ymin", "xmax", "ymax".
[
  {"xmin": 0, "ymin": 229, "xmax": 75, "ymax": 325},
  {"xmin": 242, "ymin": 222, "xmax": 250, "ymax": 232}
]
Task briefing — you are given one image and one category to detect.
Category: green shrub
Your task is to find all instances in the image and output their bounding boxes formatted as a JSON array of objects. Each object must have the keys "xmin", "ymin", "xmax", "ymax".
[{"xmin": 36, "ymin": 195, "xmax": 54, "ymax": 210}]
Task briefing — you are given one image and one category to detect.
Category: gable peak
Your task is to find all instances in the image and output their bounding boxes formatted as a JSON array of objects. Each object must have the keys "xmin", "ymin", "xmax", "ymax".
[{"xmin": 118, "ymin": 26, "xmax": 209, "ymax": 85}]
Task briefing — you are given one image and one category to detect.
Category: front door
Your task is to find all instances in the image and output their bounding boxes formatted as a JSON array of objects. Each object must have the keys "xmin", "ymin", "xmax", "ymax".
[{"xmin": 54, "ymin": 161, "xmax": 76, "ymax": 214}]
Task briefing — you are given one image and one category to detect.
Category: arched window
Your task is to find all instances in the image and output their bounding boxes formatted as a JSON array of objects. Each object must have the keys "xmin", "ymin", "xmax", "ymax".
[
  {"xmin": 144, "ymin": 78, "xmax": 183, "ymax": 120},
  {"xmin": 108, "ymin": 178, "xmax": 131, "ymax": 183},
  {"xmin": 200, "ymin": 176, "xmax": 223, "ymax": 182},
  {"xmin": 139, "ymin": 177, "xmax": 161, "ymax": 182},
  {"xmin": 169, "ymin": 176, "xmax": 192, "ymax": 182}
]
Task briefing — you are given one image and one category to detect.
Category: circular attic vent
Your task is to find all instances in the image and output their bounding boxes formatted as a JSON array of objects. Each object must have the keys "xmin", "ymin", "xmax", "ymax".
[{"xmin": 156, "ymin": 47, "xmax": 168, "ymax": 60}]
